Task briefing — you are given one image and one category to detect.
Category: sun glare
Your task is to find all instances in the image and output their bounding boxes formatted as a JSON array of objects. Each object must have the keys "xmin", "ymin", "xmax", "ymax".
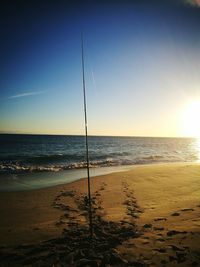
[
  {"xmin": 182, "ymin": 100, "xmax": 200, "ymax": 138},
  {"xmin": 196, "ymin": 138, "xmax": 200, "ymax": 162}
]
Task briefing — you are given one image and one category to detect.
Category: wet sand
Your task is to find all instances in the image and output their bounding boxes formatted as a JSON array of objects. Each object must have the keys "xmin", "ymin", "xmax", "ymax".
[{"xmin": 0, "ymin": 163, "xmax": 200, "ymax": 266}]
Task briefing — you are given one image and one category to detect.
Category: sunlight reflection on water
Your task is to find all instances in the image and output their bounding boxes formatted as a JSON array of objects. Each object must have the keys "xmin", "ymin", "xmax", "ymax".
[{"xmin": 195, "ymin": 138, "xmax": 200, "ymax": 162}]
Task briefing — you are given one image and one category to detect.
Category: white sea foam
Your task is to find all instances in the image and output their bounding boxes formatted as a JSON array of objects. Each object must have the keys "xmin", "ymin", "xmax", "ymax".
[{"xmin": 0, "ymin": 135, "xmax": 199, "ymax": 175}]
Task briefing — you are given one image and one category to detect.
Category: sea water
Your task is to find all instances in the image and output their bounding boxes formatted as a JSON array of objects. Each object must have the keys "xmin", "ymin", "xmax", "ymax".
[{"xmin": 0, "ymin": 134, "xmax": 199, "ymax": 191}]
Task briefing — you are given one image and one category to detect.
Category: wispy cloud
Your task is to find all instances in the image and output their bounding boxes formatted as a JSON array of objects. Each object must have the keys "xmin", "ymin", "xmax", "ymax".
[{"xmin": 8, "ymin": 90, "xmax": 46, "ymax": 99}]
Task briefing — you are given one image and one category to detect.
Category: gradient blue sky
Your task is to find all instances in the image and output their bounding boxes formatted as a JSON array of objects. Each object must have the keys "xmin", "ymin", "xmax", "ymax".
[{"xmin": 1, "ymin": 0, "xmax": 200, "ymax": 137}]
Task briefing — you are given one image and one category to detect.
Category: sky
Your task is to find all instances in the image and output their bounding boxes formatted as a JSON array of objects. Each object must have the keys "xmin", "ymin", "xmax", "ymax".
[{"xmin": 1, "ymin": 0, "xmax": 200, "ymax": 137}]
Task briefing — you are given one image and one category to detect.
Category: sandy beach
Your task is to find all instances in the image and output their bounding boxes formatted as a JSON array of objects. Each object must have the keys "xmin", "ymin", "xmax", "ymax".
[{"xmin": 0, "ymin": 162, "xmax": 200, "ymax": 266}]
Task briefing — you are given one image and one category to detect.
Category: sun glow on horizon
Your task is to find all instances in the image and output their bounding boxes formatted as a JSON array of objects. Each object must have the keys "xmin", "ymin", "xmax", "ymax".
[{"xmin": 182, "ymin": 100, "xmax": 200, "ymax": 138}]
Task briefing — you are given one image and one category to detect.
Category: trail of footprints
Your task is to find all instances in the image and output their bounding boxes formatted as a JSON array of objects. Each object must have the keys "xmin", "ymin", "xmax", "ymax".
[
  {"xmin": 42, "ymin": 182, "xmax": 144, "ymax": 267},
  {"xmin": 120, "ymin": 180, "xmax": 200, "ymax": 266},
  {"xmin": 51, "ymin": 181, "xmax": 143, "ymax": 243},
  {"xmin": 52, "ymin": 190, "xmax": 81, "ymax": 227},
  {"xmin": 52, "ymin": 180, "xmax": 144, "ymax": 230},
  {"xmin": 1, "ymin": 180, "xmax": 199, "ymax": 266},
  {"xmin": 53, "ymin": 180, "xmax": 144, "ymax": 230},
  {"xmin": 122, "ymin": 181, "xmax": 143, "ymax": 220},
  {"xmin": 139, "ymin": 201, "xmax": 200, "ymax": 266},
  {"xmin": 52, "ymin": 182, "xmax": 108, "ymax": 229},
  {"xmin": 51, "ymin": 181, "xmax": 200, "ymax": 266}
]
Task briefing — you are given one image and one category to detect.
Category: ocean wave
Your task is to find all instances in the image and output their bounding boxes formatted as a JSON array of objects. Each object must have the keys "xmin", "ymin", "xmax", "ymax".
[
  {"xmin": 1, "ymin": 135, "xmax": 199, "ymax": 176},
  {"xmin": 0, "ymin": 159, "xmax": 117, "ymax": 174},
  {"xmin": 0, "ymin": 164, "xmax": 63, "ymax": 173},
  {"xmin": 0, "ymin": 152, "xmax": 130, "ymax": 164},
  {"xmin": 0, "ymin": 154, "xmax": 182, "ymax": 174}
]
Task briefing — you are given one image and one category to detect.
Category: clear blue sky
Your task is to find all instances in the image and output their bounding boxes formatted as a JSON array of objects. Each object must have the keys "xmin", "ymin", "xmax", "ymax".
[{"xmin": 1, "ymin": 0, "xmax": 200, "ymax": 137}]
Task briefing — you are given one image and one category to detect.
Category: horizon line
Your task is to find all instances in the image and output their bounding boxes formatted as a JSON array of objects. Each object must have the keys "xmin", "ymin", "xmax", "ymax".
[{"xmin": 0, "ymin": 132, "xmax": 197, "ymax": 139}]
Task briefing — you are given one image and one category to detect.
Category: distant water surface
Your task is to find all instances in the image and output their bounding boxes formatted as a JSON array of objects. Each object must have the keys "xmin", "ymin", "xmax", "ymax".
[{"xmin": 0, "ymin": 134, "xmax": 199, "ymax": 191}]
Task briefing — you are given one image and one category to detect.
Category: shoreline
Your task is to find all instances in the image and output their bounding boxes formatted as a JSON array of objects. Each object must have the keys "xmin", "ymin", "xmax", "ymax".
[
  {"xmin": 0, "ymin": 162, "xmax": 200, "ymax": 266},
  {"xmin": 0, "ymin": 161, "xmax": 199, "ymax": 193},
  {"xmin": 0, "ymin": 165, "xmax": 132, "ymax": 192}
]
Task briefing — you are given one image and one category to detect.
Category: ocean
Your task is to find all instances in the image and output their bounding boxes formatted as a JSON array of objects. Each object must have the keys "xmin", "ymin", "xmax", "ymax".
[{"xmin": 0, "ymin": 134, "xmax": 199, "ymax": 191}]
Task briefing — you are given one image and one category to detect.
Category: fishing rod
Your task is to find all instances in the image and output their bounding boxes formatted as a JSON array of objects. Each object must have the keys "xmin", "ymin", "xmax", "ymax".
[{"xmin": 81, "ymin": 35, "xmax": 93, "ymax": 237}]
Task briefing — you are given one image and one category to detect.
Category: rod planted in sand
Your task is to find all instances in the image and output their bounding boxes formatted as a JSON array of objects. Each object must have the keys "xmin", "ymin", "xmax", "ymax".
[{"xmin": 81, "ymin": 35, "xmax": 93, "ymax": 237}]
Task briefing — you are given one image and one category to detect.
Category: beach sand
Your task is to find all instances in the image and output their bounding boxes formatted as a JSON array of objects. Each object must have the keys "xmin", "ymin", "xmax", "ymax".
[{"xmin": 0, "ymin": 163, "xmax": 200, "ymax": 266}]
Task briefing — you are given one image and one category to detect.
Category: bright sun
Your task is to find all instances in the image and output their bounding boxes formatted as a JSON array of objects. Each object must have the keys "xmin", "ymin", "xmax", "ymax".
[{"xmin": 182, "ymin": 100, "xmax": 200, "ymax": 138}]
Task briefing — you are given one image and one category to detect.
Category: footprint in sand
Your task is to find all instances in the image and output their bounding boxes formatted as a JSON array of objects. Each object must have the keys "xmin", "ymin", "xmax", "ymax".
[
  {"xmin": 169, "ymin": 245, "xmax": 185, "ymax": 252},
  {"xmin": 171, "ymin": 212, "xmax": 180, "ymax": 216},
  {"xmin": 167, "ymin": 230, "xmax": 187, "ymax": 237},
  {"xmin": 153, "ymin": 226, "xmax": 164, "ymax": 231},
  {"xmin": 99, "ymin": 182, "xmax": 107, "ymax": 191},
  {"xmin": 170, "ymin": 208, "xmax": 194, "ymax": 218},
  {"xmin": 180, "ymin": 208, "xmax": 194, "ymax": 212},
  {"xmin": 143, "ymin": 223, "xmax": 152, "ymax": 229},
  {"xmin": 60, "ymin": 190, "xmax": 75, "ymax": 197},
  {"xmin": 154, "ymin": 217, "xmax": 167, "ymax": 222}
]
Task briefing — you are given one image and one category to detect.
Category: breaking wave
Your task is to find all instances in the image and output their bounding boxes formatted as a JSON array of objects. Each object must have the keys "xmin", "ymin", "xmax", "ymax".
[
  {"xmin": 0, "ymin": 155, "xmax": 175, "ymax": 174},
  {"xmin": 0, "ymin": 135, "xmax": 199, "ymax": 175}
]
